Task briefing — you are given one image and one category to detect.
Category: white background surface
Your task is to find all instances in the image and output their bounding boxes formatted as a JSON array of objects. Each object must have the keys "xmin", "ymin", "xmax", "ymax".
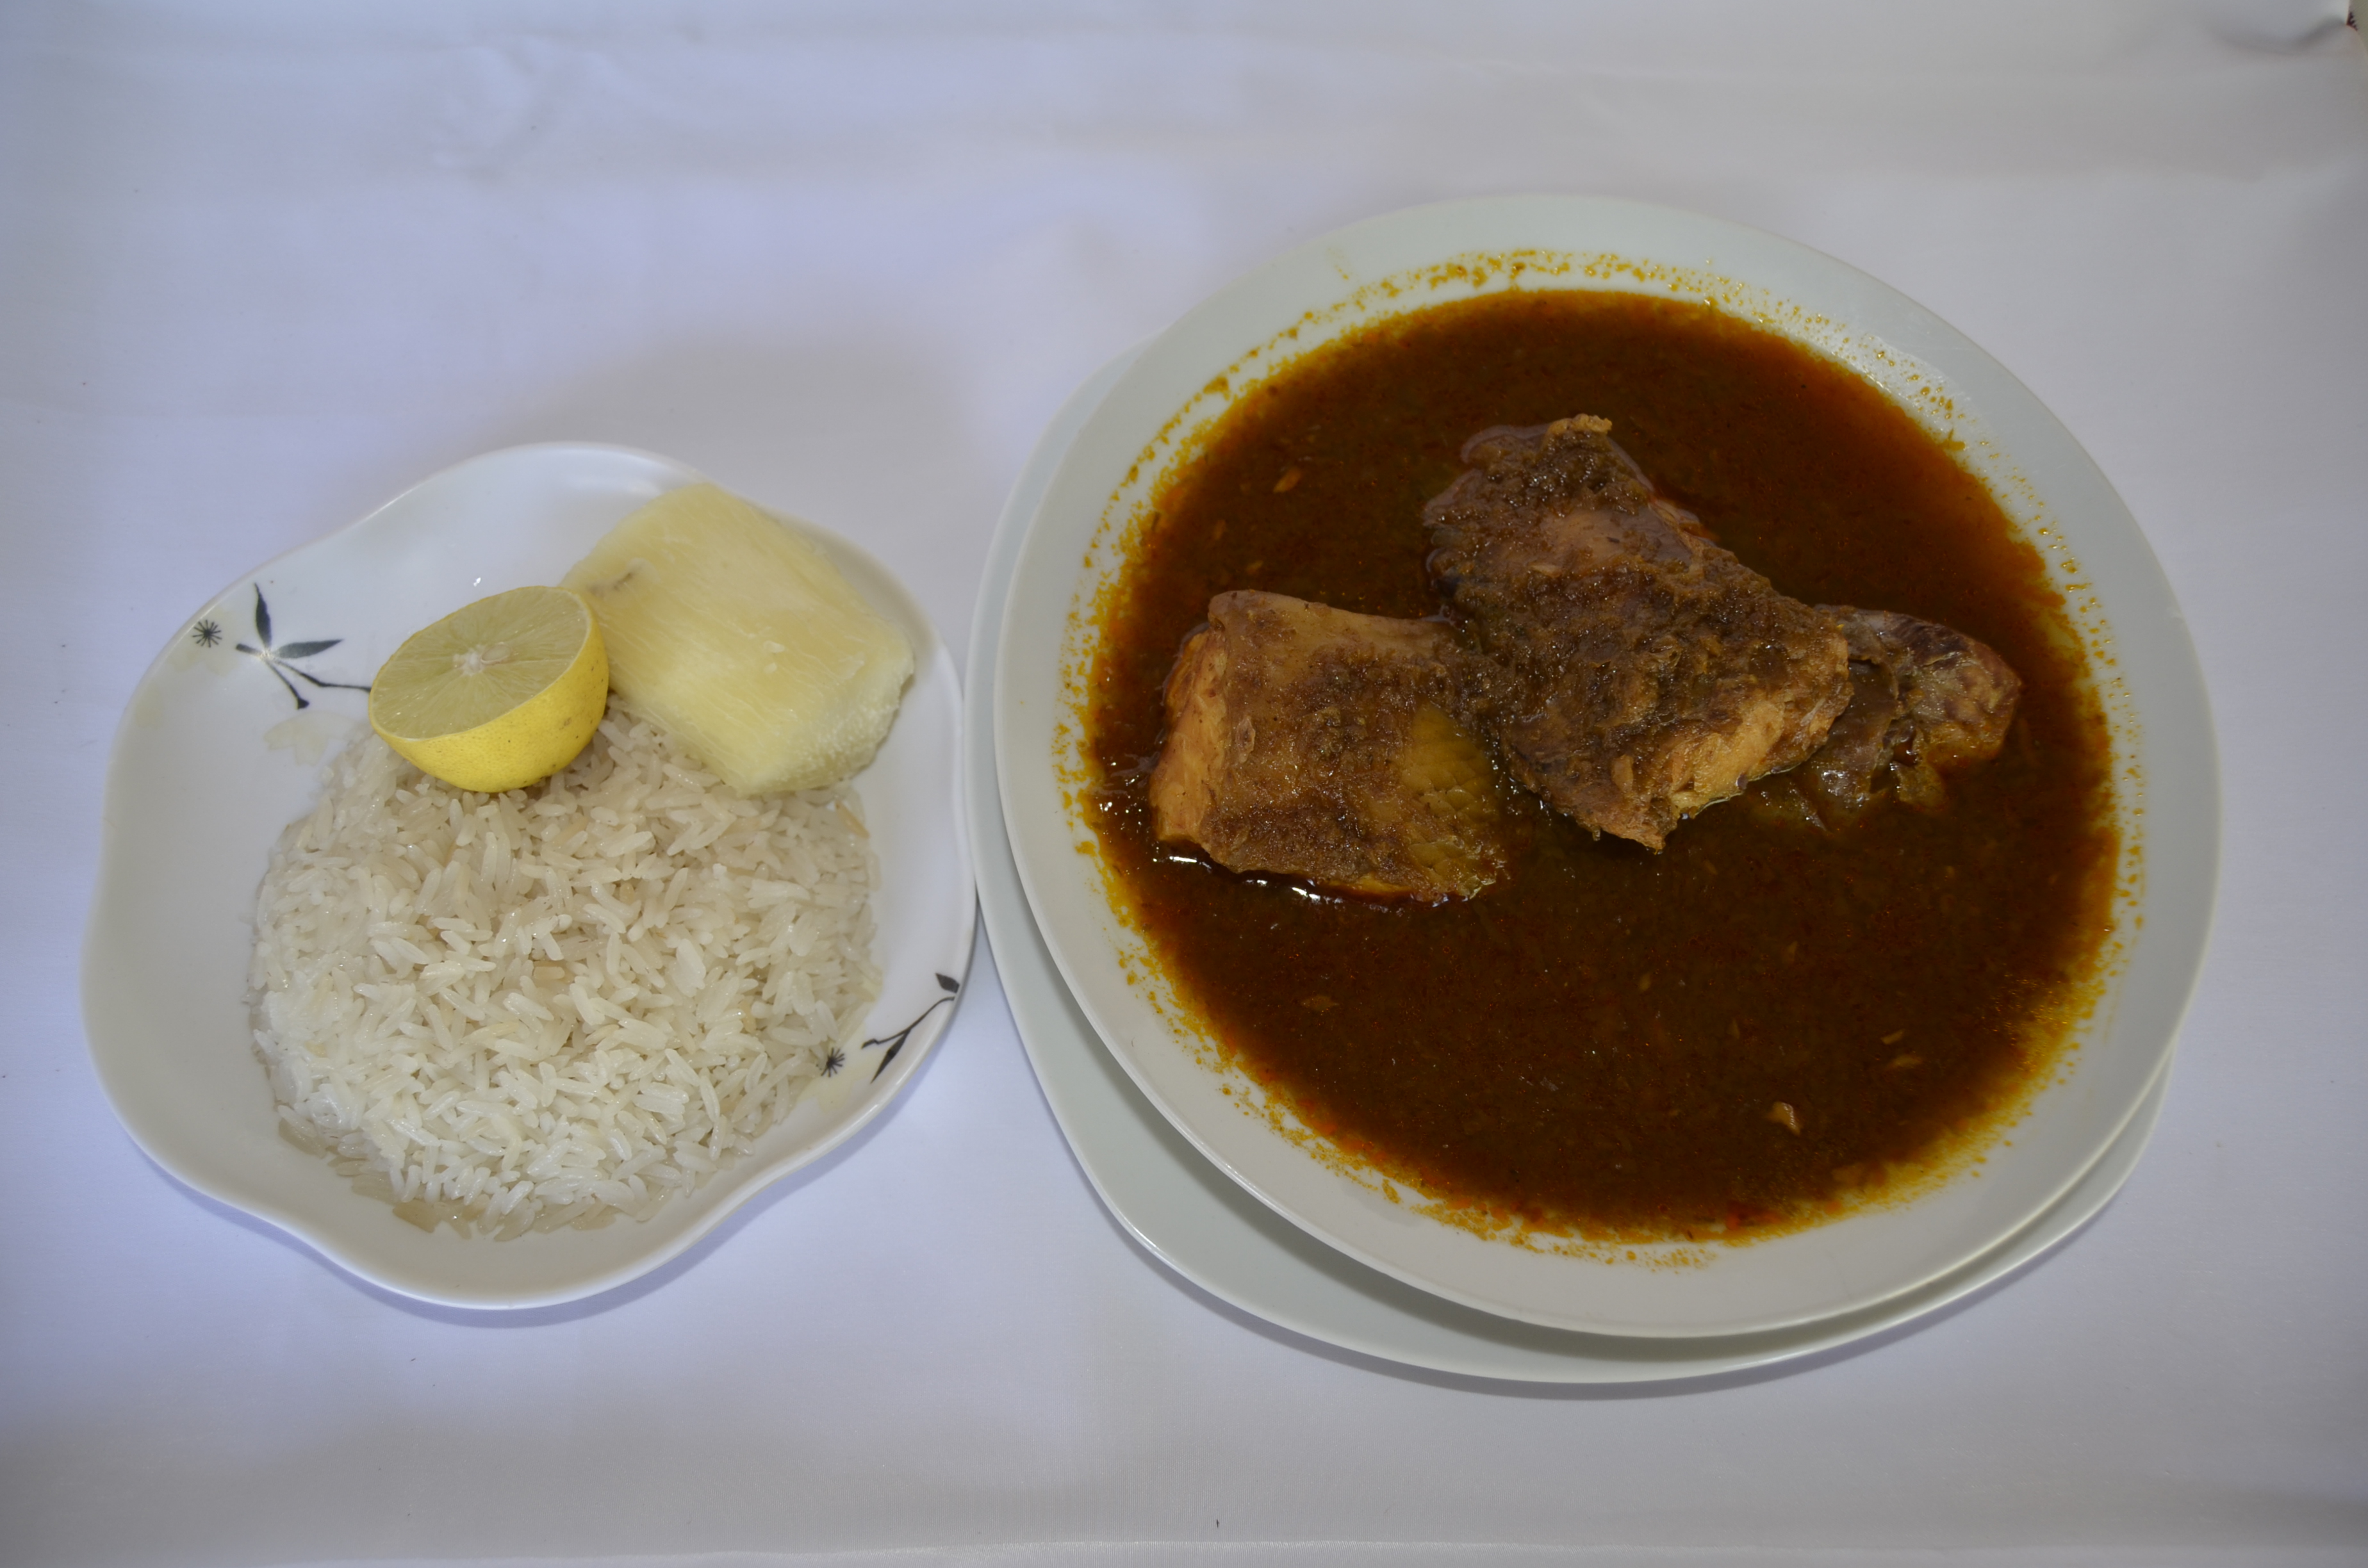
[{"xmin": 4, "ymin": 3, "xmax": 2364, "ymax": 1564}]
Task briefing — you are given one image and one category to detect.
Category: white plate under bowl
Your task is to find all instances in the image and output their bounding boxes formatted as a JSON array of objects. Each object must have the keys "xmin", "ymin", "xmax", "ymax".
[
  {"xmin": 85, "ymin": 443, "xmax": 974, "ymax": 1309},
  {"xmin": 969, "ymin": 344, "xmax": 2174, "ymax": 1382},
  {"xmin": 994, "ymin": 196, "xmax": 2217, "ymax": 1339}
]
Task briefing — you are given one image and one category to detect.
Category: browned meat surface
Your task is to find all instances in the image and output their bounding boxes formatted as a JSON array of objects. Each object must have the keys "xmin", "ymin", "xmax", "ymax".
[
  {"xmin": 1792, "ymin": 607, "xmax": 2024, "ymax": 821},
  {"xmin": 1424, "ymin": 416, "xmax": 1851, "ymax": 850},
  {"xmin": 1147, "ymin": 591, "xmax": 1508, "ymax": 902}
]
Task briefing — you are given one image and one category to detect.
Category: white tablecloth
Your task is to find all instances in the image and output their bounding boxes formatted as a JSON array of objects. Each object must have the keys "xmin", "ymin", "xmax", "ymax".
[{"xmin": 6, "ymin": 4, "xmax": 2365, "ymax": 1564}]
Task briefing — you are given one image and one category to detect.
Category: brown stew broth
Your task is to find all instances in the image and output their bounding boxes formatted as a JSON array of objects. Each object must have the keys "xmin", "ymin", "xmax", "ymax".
[{"xmin": 1083, "ymin": 290, "xmax": 2116, "ymax": 1235}]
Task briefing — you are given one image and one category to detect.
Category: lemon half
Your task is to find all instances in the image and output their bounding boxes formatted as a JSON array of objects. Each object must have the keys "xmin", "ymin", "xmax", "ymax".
[{"xmin": 369, "ymin": 585, "xmax": 609, "ymax": 793}]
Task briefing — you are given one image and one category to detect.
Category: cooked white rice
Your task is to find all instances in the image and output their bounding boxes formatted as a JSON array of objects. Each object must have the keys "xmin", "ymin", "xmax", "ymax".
[{"xmin": 248, "ymin": 703, "xmax": 879, "ymax": 1239}]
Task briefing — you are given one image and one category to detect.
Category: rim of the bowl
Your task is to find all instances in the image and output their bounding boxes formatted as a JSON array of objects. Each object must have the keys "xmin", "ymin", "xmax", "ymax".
[
  {"xmin": 83, "ymin": 441, "xmax": 975, "ymax": 1309},
  {"xmin": 996, "ymin": 194, "xmax": 2219, "ymax": 1337}
]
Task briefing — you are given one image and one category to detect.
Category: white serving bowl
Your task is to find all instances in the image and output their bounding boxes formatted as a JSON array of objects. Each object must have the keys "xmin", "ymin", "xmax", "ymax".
[
  {"xmin": 995, "ymin": 195, "xmax": 2217, "ymax": 1339},
  {"xmin": 86, "ymin": 444, "xmax": 974, "ymax": 1309}
]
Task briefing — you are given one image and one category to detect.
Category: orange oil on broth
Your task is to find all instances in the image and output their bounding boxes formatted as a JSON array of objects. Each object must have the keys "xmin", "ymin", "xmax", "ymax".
[{"xmin": 1081, "ymin": 290, "xmax": 2119, "ymax": 1242}]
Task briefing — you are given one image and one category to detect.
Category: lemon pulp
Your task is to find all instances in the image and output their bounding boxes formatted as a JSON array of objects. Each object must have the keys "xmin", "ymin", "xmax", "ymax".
[{"xmin": 368, "ymin": 585, "xmax": 609, "ymax": 793}]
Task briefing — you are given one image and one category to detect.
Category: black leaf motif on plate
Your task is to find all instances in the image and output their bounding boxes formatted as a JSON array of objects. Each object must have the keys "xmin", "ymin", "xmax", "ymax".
[
  {"xmin": 231, "ymin": 585, "xmax": 372, "ymax": 711},
  {"xmin": 860, "ymin": 977, "xmax": 963, "ymax": 1081}
]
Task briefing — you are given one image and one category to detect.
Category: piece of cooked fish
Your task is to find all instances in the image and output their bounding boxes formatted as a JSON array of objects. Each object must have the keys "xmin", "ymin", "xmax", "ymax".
[
  {"xmin": 1424, "ymin": 415, "xmax": 1852, "ymax": 850},
  {"xmin": 1794, "ymin": 606, "xmax": 2023, "ymax": 821},
  {"xmin": 1147, "ymin": 590, "xmax": 1508, "ymax": 902}
]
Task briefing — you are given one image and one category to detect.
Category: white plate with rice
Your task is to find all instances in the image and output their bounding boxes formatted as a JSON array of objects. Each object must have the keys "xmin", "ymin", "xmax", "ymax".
[{"xmin": 84, "ymin": 443, "xmax": 974, "ymax": 1309}]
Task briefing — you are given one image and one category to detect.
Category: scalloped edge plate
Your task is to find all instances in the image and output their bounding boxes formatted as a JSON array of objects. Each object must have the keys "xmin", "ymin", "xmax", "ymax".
[{"xmin": 85, "ymin": 443, "xmax": 974, "ymax": 1309}]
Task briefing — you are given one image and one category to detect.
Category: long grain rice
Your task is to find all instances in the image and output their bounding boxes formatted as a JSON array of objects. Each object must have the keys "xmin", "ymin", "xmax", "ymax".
[{"xmin": 248, "ymin": 703, "xmax": 878, "ymax": 1238}]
